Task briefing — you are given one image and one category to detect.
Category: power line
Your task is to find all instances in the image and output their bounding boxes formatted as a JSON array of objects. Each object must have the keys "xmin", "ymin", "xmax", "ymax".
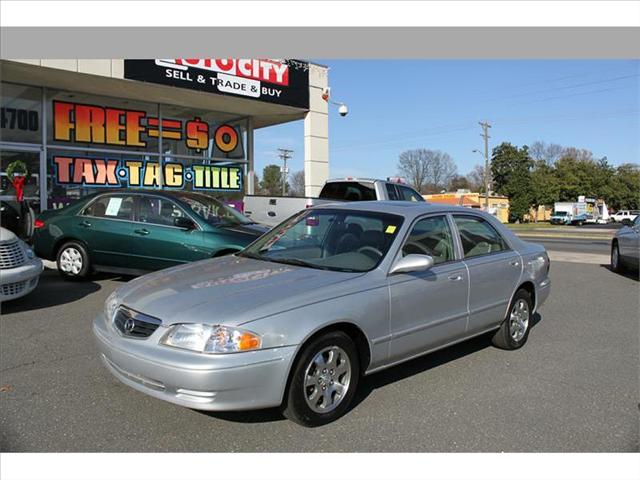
[{"xmin": 330, "ymin": 109, "xmax": 639, "ymax": 153}]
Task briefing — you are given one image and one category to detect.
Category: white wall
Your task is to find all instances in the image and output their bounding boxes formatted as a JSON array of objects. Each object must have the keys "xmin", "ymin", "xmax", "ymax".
[{"xmin": 304, "ymin": 63, "xmax": 329, "ymax": 197}]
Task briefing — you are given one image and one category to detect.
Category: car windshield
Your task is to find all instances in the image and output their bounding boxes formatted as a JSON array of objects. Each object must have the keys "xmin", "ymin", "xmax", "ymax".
[
  {"xmin": 239, "ymin": 208, "xmax": 404, "ymax": 272},
  {"xmin": 175, "ymin": 193, "xmax": 253, "ymax": 226},
  {"xmin": 553, "ymin": 211, "xmax": 567, "ymax": 216}
]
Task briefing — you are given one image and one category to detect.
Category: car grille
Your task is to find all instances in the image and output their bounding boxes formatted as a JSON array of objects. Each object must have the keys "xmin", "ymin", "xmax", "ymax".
[
  {"xmin": 113, "ymin": 306, "xmax": 162, "ymax": 338},
  {"xmin": 0, "ymin": 241, "xmax": 26, "ymax": 269},
  {"xmin": 1, "ymin": 280, "xmax": 27, "ymax": 297}
]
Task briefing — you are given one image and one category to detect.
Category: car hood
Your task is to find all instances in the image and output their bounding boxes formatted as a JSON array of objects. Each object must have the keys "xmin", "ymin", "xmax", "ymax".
[
  {"xmin": 117, "ymin": 255, "xmax": 365, "ymax": 326},
  {"xmin": 218, "ymin": 223, "xmax": 269, "ymax": 236},
  {"xmin": 0, "ymin": 227, "xmax": 18, "ymax": 243}
]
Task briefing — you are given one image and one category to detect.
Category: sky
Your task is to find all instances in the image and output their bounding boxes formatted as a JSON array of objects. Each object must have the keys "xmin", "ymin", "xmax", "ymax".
[{"xmin": 254, "ymin": 60, "xmax": 639, "ymax": 181}]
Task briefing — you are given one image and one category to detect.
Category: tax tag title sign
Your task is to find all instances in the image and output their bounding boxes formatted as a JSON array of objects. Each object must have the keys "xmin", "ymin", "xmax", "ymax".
[{"xmin": 52, "ymin": 157, "xmax": 243, "ymax": 191}]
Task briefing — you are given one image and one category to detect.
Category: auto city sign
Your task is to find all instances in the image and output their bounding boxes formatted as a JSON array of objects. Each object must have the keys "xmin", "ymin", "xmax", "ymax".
[{"xmin": 124, "ymin": 59, "xmax": 310, "ymax": 109}]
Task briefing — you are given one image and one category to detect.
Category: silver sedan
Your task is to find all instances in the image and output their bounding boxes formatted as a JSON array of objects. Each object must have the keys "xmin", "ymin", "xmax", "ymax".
[
  {"xmin": 93, "ymin": 202, "xmax": 551, "ymax": 426},
  {"xmin": 611, "ymin": 215, "xmax": 640, "ymax": 273}
]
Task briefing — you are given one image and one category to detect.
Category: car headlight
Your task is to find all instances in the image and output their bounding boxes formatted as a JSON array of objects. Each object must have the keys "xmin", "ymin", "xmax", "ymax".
[
  {"xmin": 21, "ymin": 242, "xmax": 35, "ymax": 259},
  {"xmin": 104, "ymin": 291, "xmax": 120, "ymax": 321},
  {"xmin": 160, "ymin": 324, "xmax": 262, "ymax": 354}
]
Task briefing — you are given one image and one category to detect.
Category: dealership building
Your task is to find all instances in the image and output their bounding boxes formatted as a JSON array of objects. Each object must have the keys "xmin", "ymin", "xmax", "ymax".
[{"xmin": 0, "ymin": 59, "xmax": 329, "ymax": 214}]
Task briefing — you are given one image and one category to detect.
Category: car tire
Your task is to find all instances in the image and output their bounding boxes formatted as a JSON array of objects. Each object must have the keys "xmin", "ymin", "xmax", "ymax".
[
  {"xmin": 57, "ymin": 241, "xmax": 91, "ymax": 280},
  {"xmin": 282, "ymin": 331, "xmax": 359, "ymax": 427},
  {"xmin": 491, "ymin": 289, "xmax": 533, "ymax": 350},
  {"xmin": 611, "ymin": 242, "xmax": 624, "ymax": 273}
]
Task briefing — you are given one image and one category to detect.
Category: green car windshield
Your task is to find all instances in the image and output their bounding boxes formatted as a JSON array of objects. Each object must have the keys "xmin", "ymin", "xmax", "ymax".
[
  {"xmin": 240, "ymin": 209, "xmax": 403, "ymax": 272},
  {"xmin": 176, "ymin": 193, "xmax": 253, "ymax": 227}
]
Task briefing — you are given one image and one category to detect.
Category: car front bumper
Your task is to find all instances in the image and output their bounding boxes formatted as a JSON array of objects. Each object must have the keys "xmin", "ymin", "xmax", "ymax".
[
  {"xmin": 0, "ymin": 258, "xmax": 44, "ymax": 302},
  {"xmin": 93, "ymin": 312, "xmax": 297, "ymax": 411}
]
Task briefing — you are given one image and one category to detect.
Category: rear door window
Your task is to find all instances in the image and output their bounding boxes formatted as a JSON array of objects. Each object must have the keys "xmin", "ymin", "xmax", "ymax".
[
  {"xmin": 319, "ymin": 182, "xmax": 376, "ymax": 201},
  {"xmin": 83, "ymin": 195, "xmax": 135, "ymax": 221},
  {"xmin": 453, "ymin": 215, "xmax": 508, "ymax": 258},
  {"xmin": 397, "ymin": 185, "xmax": 424, "ymax": 202},
  {"xmin": 385, "ymin": 183, "xmax": 400, "ymax": 200}
]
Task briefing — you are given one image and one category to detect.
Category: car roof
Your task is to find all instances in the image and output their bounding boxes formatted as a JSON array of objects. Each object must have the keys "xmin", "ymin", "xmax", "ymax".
[
  {"xmin": 81, "ymin": 189, "xmax": 218, "ymax": 200},
  {"xmin": 312, "ymin": 200, "xmax": 479, "ymax": 217}
]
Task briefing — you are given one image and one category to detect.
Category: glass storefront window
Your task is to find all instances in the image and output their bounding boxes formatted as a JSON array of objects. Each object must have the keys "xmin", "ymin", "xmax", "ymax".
[
  {"xmin": 1, "ymin": 82, "xmax": 250, "ymax": 213},
  {"xmin": 161, "ymin": 156, "xmax": 245, "ymax": 194},
  {"xmin": 0, "ymin": 83, "xmax": 42, "ymax": 144},
  {"xmin": 0, "ymin": 149, "xmax": 41, "ymax": 209},
  {"xmin": 47, "ymin": 149, "xmax": 160, "ymax": 209},
  {"xmin": 46, "ymin": 90, "xmax": 160, "ymax": 154},
  {"xmin": 159, "ymin": 104, "xmax": 246, "ymax": 161}
]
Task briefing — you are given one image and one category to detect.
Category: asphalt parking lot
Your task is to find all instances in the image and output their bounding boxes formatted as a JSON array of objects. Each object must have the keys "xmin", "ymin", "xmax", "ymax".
[{"xmin": 1, "ymin": 252, "xmax": 638, "ymax": 452}]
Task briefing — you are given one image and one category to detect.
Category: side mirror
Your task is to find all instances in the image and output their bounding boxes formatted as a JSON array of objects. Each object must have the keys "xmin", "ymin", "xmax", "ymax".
[
  {"xmin": 174, "ymin": 217, "xmax": 196, "ymax": 230},
  {"xmin": 389, "ymin": 254, "xmax": 434, "ymax": 275}
]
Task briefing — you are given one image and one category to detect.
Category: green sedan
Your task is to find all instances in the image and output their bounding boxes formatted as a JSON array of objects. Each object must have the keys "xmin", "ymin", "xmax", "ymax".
[{"xmin": 32, "ymin": 190, "xmax": 268, "ymax": 279}]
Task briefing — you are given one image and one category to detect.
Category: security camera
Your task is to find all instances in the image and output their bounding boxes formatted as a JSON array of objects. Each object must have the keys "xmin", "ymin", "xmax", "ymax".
[{"xmin": 338, "ymin": 104, "xmax": 349, "ymax": 117}]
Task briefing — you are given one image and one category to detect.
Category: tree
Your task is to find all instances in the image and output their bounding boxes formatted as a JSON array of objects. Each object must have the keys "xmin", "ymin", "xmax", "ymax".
[
  {"xmin": 397, "ymin": 149, "xmax": 430, "ymax": 192},
  {"xmin": 397, "ymin": 149, "xmax": 457, "ymax": 193},
  {"xmin": 491, "ymin": 142, "xmax": 533, "ymax": 222},
  {"xmin": 448, "ymin": 174, "xmax": 470, "ymax": 191},
  {"xmin": 529, "ymin": 141, "xmax": 563, "ymax": 165},
  {"xmin": 466, "ymin": 164, "xmax": 488, "ymax": 193},
  {"xmin": 530, "ymin": 160, "xmax": 560, "ymax": 209},
  {"xmin": 561, "ymin": 147, "xmax": 595, "ymax": 163},
  {"xmin": 425, "ymin": 151, "xmax": 457, "ymax": 193},
  {"xmin": 608, "ymin": 163, "xmax": 640, "ymax": 210},
  {"xmin": 260, "ymin": 164, "xmax": 284, "ymax": 195},
  {"xmin": 289, "ymin": 170, "xmax": 305, "ymax": 196}
]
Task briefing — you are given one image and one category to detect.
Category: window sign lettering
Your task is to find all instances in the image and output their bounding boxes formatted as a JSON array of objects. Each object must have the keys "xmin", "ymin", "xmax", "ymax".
[
  {"xmin": 51, "ymin": 156, "xmax": 243, "ymax": 191},
  {"xmin": 52, "ymin": 101, "xmax": 244, "ymax": 158}
]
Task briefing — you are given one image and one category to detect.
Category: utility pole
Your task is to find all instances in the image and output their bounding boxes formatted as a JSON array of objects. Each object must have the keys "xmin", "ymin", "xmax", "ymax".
[
  {"xmin": 479, "ymin": 121, "xmax": 491, "ymax": 209},
  {"xmin": 277, "ymin": 148, "xmax": 293, "ymax": 196}
]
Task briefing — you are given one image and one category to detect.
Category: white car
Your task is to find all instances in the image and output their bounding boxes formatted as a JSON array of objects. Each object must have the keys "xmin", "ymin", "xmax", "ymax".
[
  {"xmin": 610, "ymin": 210, "xmax": 639, "ymax": 224},
  {"xmin": 0, "ymin": 227, "xmax": 43, "ymax": 302}
]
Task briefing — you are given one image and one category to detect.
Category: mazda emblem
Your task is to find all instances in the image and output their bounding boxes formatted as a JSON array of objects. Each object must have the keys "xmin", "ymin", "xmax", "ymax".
[{"xmin": 123, "ymin": 317, "xmax": 136, "ymax": 334}]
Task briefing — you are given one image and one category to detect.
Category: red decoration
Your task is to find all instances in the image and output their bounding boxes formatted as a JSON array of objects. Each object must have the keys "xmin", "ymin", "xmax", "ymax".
[{"xmin": 11, "ymin": 176, "xmax": 26, "ymax": 202}]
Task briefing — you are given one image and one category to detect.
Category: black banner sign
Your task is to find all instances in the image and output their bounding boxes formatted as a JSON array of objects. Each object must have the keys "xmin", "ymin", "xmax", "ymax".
[{"xmin": 124, "ymin": 59, "xmax": 310, "ymax": 109}]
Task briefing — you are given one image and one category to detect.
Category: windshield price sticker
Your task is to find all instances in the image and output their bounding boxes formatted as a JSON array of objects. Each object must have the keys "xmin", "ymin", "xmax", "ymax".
[
  {"xmin": 52, "ymin": 156, "xmax": 243, "ymax": 191},
  {"xmin": 385, "ymin": 225, "xmax": 397, "ymax": 234}
]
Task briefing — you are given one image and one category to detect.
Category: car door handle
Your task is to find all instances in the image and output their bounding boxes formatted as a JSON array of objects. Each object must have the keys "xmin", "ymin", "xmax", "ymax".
[
  {"xmin": 134, "ymin": 228, "xmax": 150, "ymax": 236},
  {"xmin": 79, "ymin": 220, "xmax": 91, "ymax": 228},
  {"xmin": 510, "ymin": 260, "xmax": 520, "ymax": 267},
  {"xmin": 448, "ymin": 274, "xmax": 464, "ymax": 281}
]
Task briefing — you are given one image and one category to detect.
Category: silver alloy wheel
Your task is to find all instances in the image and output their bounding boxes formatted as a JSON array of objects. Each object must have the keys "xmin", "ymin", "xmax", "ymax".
[
  {"xmin": 611, "ymin": 245, "xmax": 619, "ymax": 270},
  {"xmin": 509, "ymin": 299, "xmax": 530, "ymax": 342},
  {"xmin": 303, "ymin": 346, "xmax": 352, "ymax": 414},
  {"xmin": 59, "ymin": 247, "xmax": 83, "ymax": 275}
]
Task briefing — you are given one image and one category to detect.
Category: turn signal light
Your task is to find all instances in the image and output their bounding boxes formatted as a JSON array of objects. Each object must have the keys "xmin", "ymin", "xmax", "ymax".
[
  {"xmin": 34, "ymin": 219, "xmax": 45, "ymax": 229},
  {"xmin": 238, "ymin": 332, "xmax": 261, "ymax": 351}
]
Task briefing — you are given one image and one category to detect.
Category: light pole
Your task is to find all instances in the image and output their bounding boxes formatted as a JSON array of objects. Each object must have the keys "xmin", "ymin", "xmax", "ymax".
[
  {"xmin": 277, "ymin": 148, "xmax": 293, "ymax": 196},
  {"xmin": 478, "ymin": 121, "xmax": 492, "ymax": 208},
  {"xmin": 472, "ymin": 148, "xmax": 488, "ymax": 206}
]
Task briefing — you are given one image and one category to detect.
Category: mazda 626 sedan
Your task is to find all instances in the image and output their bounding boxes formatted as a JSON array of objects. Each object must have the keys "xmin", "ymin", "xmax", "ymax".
[{"xmin": 94, "ymin": 202, "xmax": 551, "ymax": 426}]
